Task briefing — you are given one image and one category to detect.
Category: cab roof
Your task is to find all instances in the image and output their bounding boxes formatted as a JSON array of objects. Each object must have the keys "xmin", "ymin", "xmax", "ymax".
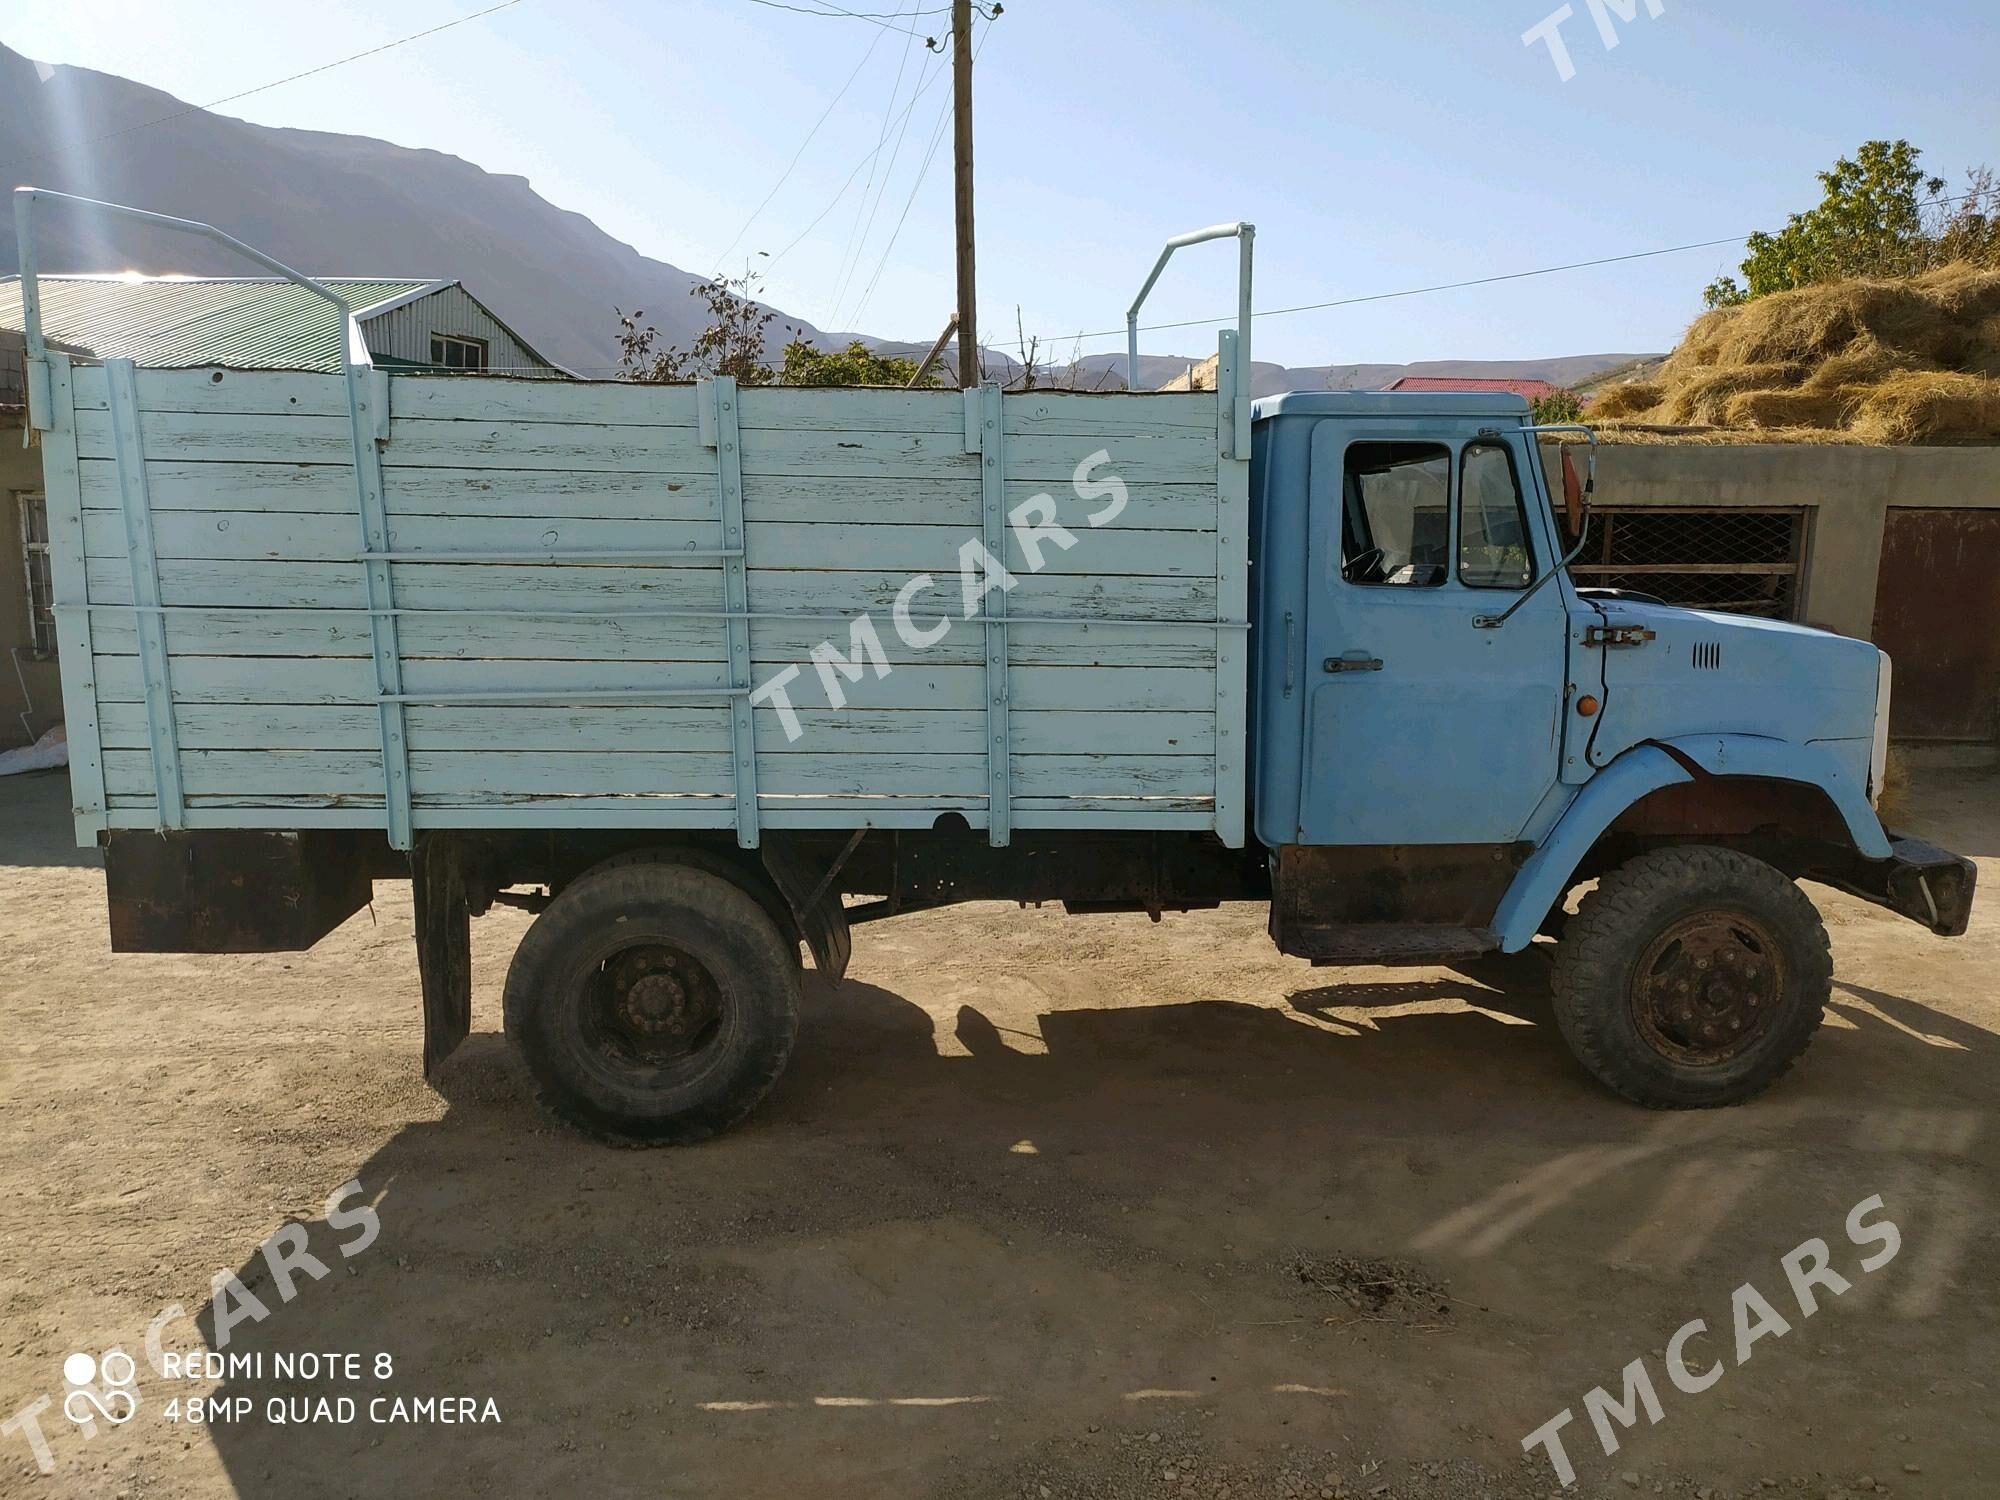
[{"xmin": 1252, "ymin": 390, "xmax": 1533, "ymax": 421}]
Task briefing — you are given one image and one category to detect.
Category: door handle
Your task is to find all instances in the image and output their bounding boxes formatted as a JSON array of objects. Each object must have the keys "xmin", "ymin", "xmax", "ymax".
[{"xmin": 1323, "ymin": 653, "xmax": 1384, "ymax": 674}]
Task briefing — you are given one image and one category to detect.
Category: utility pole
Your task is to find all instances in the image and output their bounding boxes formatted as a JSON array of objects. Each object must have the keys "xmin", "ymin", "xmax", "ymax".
[{"xmin": 951, "ymin": 0, "xmax": 978, "ymax": 388}]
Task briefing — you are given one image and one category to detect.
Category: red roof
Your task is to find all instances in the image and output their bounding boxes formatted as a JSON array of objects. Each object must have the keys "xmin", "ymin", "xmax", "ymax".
[{"xmin": 1384, "ymin": 376, "xmax": 1568, "ymax": 401}]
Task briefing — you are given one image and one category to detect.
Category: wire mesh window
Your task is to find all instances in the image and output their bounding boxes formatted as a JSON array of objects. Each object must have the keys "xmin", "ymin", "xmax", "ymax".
[
  {"xmin": 1572, "ymin": 507, "xmax": 1806, "ymax": 619},
  {"xmin": 19, "ymin": 493, "xmax": 55, "ymax": 657}
]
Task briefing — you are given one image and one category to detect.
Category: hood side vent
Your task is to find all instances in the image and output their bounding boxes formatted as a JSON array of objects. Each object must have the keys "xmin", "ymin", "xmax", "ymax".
[{"xmin": 1692, "ymin": 641, "xmax": 1723, "ymax": 670}]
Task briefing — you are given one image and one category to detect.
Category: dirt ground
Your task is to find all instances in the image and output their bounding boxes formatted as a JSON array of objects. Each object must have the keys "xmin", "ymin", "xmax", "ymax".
[{"xmin": 1, "ymin": 766, "xmax": 1996, "ymax": 1500}]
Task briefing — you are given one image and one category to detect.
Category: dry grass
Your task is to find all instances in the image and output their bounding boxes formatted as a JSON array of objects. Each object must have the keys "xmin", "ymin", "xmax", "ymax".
[
  {"xmin": 1850, "ymin": 370, "xmax": 2000, "ymax": 443},
  {"xmin": 1589, "ymin": 380, "xmax": 1662, "ymax": 418},
  {"xmin": 1598, "ymin": 263, "xmax": 2000, "ymax": 443}
]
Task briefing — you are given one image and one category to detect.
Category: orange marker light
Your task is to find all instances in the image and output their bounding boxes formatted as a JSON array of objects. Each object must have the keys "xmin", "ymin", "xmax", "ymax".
[{"xmin": 1576, "ymin": 695, "xmax": 1600, "ymax": 717}]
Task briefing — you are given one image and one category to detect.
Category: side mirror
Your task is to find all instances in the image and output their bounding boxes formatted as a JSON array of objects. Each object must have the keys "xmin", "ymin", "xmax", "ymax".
[{"xmin": 1560, "ymin": 447, "xmax": 1591, "ymax": 537}]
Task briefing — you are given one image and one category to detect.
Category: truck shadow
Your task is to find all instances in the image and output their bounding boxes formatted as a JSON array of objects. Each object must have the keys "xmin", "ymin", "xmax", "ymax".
[
  {"xmin": 184, "ymin": 964, "xmax": 1997, "ymax": 1499},
  {"xmin": 0, "ymin": 770, "xmax": 102, "ymax": 868}
]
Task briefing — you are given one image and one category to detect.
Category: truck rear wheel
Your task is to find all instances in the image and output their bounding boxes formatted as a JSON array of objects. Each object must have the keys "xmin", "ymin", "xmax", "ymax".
[
  {"xmin": 1549, "ymin": 846, "xmax": 1831, "ymax": 1108},
  {"xmin": 502, "ymin": 860, "xmax": 801, "ymax": 1145}
]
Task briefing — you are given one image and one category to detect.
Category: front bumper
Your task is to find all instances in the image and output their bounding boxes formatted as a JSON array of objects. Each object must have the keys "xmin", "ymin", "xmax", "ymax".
[{"xmin": 1827, "ymin": 834, "xmax": 1978, "ymax": 937}]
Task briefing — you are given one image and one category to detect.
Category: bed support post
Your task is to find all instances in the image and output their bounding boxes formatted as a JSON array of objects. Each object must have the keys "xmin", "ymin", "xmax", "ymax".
[{"xmin": 413, "ymin": 832, "xmax": 472, "ymax": 1077}]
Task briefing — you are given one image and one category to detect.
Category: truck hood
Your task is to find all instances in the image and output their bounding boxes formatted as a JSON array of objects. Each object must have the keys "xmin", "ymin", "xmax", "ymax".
[{"xmin": 1581, "ymin": 600, "xmax": 1883, "ymax": 771}]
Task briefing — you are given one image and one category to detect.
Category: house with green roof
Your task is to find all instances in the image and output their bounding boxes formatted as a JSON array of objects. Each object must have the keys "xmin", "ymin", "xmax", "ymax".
[
  {"xmin": 0, "ymin": 273, "xmax": 568, "ymax": 746},
  {"xmin": 0, "ymin": 273, "xmax": 568, "ymax": 377}
]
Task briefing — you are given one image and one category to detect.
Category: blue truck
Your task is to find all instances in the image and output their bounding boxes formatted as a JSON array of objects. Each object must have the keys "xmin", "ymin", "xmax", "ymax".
[{"xmin": 15, "ymin": 194, "xmax": 1976, "ymax": 1144}]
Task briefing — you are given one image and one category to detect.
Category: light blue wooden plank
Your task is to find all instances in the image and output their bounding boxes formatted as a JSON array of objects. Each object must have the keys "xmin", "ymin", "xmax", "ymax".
[
  {"xmin": 97, "ymin": 702, "xmax": 1216, "ymax": 757},
  {"xmin": 80, "ymin": 460, "xmax": 723, "ymax": 520},
  {"xmin": 87, "ymin": 371, "xmax": 1221, "ymax": 442},
  {"xmin": 93, "ymin": 611, "xmax": 1216, "ymax": 671},
  {"xmin": 93, "ymin": 655, "xmax": 1215, "ymax": 713},
  {"xmin": 38, "ymin": 355, "xmax": 109, "ymax": 844},
  {"xmin": 101, "ymin": 748, "xmax": 1217, "ymax": 804},
  {"xmin": 81, "ymin": 510, "xmax": 1221, "ymax": 579},
  {"xmin": 100, "ymin": 804, "xmax": 1218, "ymax": 834},
  {"xmin": 87, "ymin": 458, "xmax": 1229, "ymax": 535},
  {"xmin": 73, "ymin": 409, "xmax": 713, "ymax": 474},
  {"xmin": 84, "ymin": 557, "xmax": 1223, "ymax": 619},
  {"xmin": 1001, "ymin": 391, "xmax": 1221, "ymax": 438},
  {"xmin": 1212, "ymin": 330, "xmax": 1251, "ymax": 849},
  {"xmin": 74, "ymin": 410, "xmax": 1221, "ymax": 485},
  {"xmin": 88, "ymin": 609, "xmax": 1218, "ymax": 670},
  {"xmin": 735, "ymin": 385, "xmax": 964, "ymax": 434},
  {"xmin": 105, "ymin": 359, "xmax": 185, "ymax": 829}
]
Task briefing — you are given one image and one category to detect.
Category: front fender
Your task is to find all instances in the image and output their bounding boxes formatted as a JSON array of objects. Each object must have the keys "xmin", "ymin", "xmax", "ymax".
[
  {"xmin": 1492, "ymin": 745, "xmax": 1691, "ymax": 952},
  {"xmin": 1490, "ymin": 734, "xmax": 1894, "ymax": 953},
  {"xmin": 1658, "ymin": 734, "xmax": 1891, "ymax": 861}
]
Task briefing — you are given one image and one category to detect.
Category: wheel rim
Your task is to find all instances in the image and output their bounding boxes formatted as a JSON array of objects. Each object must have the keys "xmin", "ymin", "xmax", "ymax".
[
  {"xmin": 577, "ymin": 940, "xmax": 727, "ymax": 1071},
  {"xmin": 1630, "ymin": 910, "xmax": 1788, "ymax": 1066}
]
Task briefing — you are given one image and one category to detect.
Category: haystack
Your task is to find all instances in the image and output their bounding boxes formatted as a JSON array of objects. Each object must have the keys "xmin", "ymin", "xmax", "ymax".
[{"xmin": 1597, "ymin": 263, "xmax": 2000, "ymax": 442}]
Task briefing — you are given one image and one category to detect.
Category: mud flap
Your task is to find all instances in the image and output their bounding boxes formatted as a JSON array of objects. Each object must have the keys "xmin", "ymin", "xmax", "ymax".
[
  {"xmin": 760, "ymin": 834, "xmax": 856, "ymax": 985},
  {"xmin": 411, "ymin": 833, "xmax": 472, "ymax": 1076}
]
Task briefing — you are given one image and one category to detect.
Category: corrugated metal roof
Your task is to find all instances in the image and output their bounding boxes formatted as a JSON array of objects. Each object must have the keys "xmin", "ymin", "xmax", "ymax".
[{"xmin": 0, "ymin": 276, "xmax": 441, "ymax": 371}]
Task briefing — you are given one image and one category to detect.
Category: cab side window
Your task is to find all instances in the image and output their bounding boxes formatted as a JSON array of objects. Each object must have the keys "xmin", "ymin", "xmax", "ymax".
[
  {"xmin": 1458, "ymin": 440, "xmax": 1535, "ymax": 589},
  {"xmin": 1341, "ymin": 442, "xmax": 1450, "ymax": 587}
]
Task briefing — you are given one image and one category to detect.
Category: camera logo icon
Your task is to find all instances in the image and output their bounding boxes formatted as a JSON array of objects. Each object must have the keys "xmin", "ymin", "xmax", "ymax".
[{"xmin": 61, "ymin": 1349, "xmax": 139, "ymax": 1427}]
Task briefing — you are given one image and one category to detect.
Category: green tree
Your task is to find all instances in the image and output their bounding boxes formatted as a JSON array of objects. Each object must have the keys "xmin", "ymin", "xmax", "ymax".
[
  {"xmin": 617, "ymin": 272, "xmax": 789, "ymax": 384},
  {"xmin": 618, "ymin": 277, "xmax": 938, "ymax": 387},
  {"xmin": 778, "ymin": 338, "xmax": 930, "ymax": 387},
  {"xmin": 1530, "ymin": 389, "xmax": 1584, "ymax": 425},
  {"xmin": 1704, "ymin": 140, "xmax": 1947, "ymax": 308}
]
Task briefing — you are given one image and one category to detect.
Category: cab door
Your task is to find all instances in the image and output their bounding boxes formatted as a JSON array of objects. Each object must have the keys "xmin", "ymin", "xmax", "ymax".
[{"xmin": 1296, "ymin": 423, "xmax": 1569, "ymax": 846}]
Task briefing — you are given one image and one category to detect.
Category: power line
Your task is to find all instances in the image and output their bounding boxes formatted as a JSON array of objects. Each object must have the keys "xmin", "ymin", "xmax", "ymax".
[
  {"xmin": 1032, "ymin": 185, "xmax": 2000, "ymax": 353},
  {"xmin": 845, "ymin": 90, "xmax": 953, "ymax": 326},
  {"xmin": 845, "ymin": 18, "xmax": 987, "ymax": 326},
  {"xmin": 738, "ymin": 0, "xmax": 947, "ymax": 38},
  {"xmin": 17, "ymin": 0, "xmax": 529, "ymax": 170},
  {"xmin": 762, "ymin": 46, "xmax": 954, "ymax": 270},
  {"xmin": 1080, "ymin": 236, "xmax": 1749, "ymax": 346},
  {"xmin": 708, "ymin": 24, "xmax": 891, "ymax": 276},
  {"xmin": 828, "ymin": 18, "xmax": 945, "ymax": 325},
  {"xmin": 824, "ymin": 4, "xmax": 932, "ymax": 322}
]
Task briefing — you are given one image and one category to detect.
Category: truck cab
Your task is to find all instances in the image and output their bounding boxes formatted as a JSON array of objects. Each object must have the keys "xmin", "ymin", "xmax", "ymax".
[{"xmin": 1247, "ymin": 391, "xmax": 1973, "ymax": 1105}]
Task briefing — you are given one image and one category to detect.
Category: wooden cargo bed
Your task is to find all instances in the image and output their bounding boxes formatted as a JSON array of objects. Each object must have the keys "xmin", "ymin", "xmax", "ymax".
[{"xmin": 43, "ymin": 349, "xmax": 1250, "ymax": 849}]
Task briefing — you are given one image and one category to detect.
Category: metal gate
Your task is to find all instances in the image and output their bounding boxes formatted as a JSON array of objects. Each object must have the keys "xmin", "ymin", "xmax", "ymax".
[
  {"xmin": 1872, "ymin": 508, "xmax": 2000, "ymax": 742},
  {"xmin": 1571, "ymin": 507, "xmax": 1806, "ymax": 619}
]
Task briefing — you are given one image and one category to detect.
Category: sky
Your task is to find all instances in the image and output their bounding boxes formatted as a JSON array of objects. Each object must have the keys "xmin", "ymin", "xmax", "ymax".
[{"xmin": 6, "ymin": 0, "xmax": 1998, "ymax": 368}]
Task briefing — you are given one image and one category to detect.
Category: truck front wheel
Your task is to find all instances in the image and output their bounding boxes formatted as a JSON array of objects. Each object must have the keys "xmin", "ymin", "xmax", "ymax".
[
  {"xmin": 502, "ymin": 860, "xmax": 802, "ymax": 1145},
  {"xmin": 1549, "ymin": 846, "xmax": 1831, "ymax": 1108}
]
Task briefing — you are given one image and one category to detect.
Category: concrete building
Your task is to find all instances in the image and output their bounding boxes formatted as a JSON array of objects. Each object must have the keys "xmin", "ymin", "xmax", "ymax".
[
  {"xmin": 1540, "ymin": 441, "xmax": 2000, "ymax": 748},
  {"xmin": 2, "ymin": 331, "xmax": 63, "ymax": 748}
]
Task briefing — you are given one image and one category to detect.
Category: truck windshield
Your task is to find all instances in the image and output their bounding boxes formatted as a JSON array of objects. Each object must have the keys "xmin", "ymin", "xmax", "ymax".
[{"xmin": 1458, "ymin": 440, "xmax": 1536, "ymax": 589}]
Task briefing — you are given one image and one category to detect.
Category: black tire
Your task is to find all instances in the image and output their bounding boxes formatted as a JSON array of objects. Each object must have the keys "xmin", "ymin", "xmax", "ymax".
[
  {"xmin": 502, "ymin": 859, "xmax": 801, "ymax": 1145},
  {"xmin": 1550, "ymin": 846, "xmax": 1831, "ymax": 1108}
]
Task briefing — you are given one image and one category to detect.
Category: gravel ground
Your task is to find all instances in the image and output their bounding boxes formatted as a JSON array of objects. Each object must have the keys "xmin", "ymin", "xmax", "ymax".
[{"xmin": 1, "ymin": 765, "xmax": 1995, "ymax": 1499}]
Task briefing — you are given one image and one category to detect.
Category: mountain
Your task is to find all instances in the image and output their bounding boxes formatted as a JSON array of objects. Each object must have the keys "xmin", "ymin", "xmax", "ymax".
[
  {"xmin": 865, "ymin": 345, "xmax": 1653, "ymax": 398},
  {"xmin": 0, "ymin": 42, "xmax": 1655, "ymax": 387},
  {"xmin": 0, "ymin": 42, "xmax": 818, "ymax": 372}
]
